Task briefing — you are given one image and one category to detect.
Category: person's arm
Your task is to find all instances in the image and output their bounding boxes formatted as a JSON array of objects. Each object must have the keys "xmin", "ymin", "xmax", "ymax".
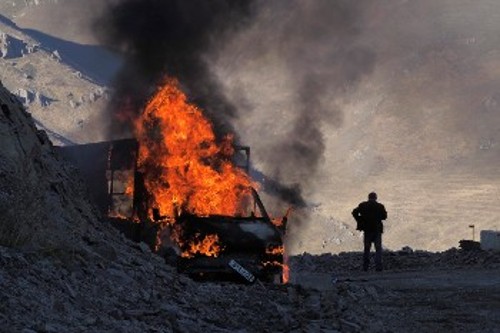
[
  {"xmin": 352, "ymin": 206, "xmax": 360, "ymax": 218},
  {"xmin": 352, "ymin": 205, "xmax": 365, "ymax": 231},
  {"xmin": 380, "ymin": 204, "xmax": 387, "ymax": 220}
]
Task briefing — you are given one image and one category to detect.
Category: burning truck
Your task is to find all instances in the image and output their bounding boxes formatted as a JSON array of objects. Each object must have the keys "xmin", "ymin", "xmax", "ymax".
[{"xmin": 58, "ymin": 80, "xmax": 288, "ymax": 283}]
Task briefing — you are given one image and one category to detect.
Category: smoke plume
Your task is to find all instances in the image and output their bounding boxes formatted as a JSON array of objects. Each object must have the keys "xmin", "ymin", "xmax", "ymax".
[
  {"xmin": 95, "ymin": 0, "xmax": 256, "ymax": 138},
  {"xmin": 211, "ymin": 0, "xmax": 376, "ymax": 209}
]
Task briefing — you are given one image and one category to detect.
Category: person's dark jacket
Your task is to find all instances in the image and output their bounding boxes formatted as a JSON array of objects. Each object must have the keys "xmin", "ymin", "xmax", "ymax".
[{"xmin": 352, "ymin": 200, "xmax": 387, "ymax": 233}]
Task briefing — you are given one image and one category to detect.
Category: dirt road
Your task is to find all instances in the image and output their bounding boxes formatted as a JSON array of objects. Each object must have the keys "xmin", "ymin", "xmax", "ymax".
[{"xmin": 293, "ymin": 268, "xmax": 500, "ymax": 332}]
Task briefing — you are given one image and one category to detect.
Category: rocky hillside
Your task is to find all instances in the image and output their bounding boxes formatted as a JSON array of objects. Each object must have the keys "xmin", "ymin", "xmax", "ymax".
[
  {"xmin": 0, "ymin": 81, "xmax": 105, "ymax": 250},
  {"xmin": 0, "ymin": 1, "xmax": 121, "ymax": 145}
]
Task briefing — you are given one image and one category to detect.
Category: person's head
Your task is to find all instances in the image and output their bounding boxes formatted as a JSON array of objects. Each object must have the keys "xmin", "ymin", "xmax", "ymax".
[{"xmin": 368, "ymin": 192, "xmax": 377, "ymax": 201}]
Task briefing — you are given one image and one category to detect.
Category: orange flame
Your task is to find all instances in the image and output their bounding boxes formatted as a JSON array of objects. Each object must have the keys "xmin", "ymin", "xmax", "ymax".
[
  {"xmin": 271, "ymin": 207, "xmax": 293, "ymax": 227},
  {"xmin": 266, "ymin": 245, "xmax": 284, "ymax": 256},
  {"xmin": 125, "ymin": 178, "xmax": 134, "ymax": 196},
  {"xmin": 107, "ymin": 211, "xmax": 129, "ymax": 220},
  {"xmin": 262, "ymin": 257, "xmax": 290, "ymax": 284},
  {"xmin": 271, "ymin": 217, "xmax": 284, "ymax": 227},
  {"xmin": 181, "ymin": 234, "xmax": 222, "ymax": 258},
  {"xmin": 282, "ymin": 261, "xmax": 290, "ymax": 284},
  {"xmin": 134, "ymin": 78, "xmax": 255, "ymax": 218}
]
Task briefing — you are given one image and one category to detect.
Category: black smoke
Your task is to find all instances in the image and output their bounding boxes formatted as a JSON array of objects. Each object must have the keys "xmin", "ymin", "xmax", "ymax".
[
  {"xmin": 95, "ymin": 0, "xmax": 256, "ymax": 138},
  {"xmin": 275, "ymin": 0, "xmax": 375, "ymax": 181},
  {"xmin": 211, "ymin": 0, "xmax": 376, "ymax": 208}
]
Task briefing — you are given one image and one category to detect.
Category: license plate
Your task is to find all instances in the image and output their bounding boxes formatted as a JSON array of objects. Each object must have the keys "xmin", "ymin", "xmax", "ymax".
[{"xmin": 228, "ymin": 259, "xmax": 255, "ymax": 283}]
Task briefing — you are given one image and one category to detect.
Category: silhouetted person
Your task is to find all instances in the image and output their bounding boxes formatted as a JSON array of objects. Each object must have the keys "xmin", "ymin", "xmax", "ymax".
[{"xmin": 352, "ymin": 192, "xmax": 387, "ymax": 271}]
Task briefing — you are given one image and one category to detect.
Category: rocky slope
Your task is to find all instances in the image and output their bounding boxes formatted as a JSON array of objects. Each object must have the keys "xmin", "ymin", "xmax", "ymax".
[
  {"xmin": 0, "ymin": 80, "xmax": 105, "ymax": 250},
  {"xmin": 0, "ymin": 1, "xmax": 120, "ymax": 145}
]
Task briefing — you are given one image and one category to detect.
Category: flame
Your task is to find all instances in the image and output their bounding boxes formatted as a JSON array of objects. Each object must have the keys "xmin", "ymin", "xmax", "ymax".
[
  {"xmin": 107, "ymin": 211, "xmax": 129, "ymax": 219},
  {"xmin": 181, "ymin": 234, "xmax": 222, "ymax": 258},
  {"xmin": 264, "ymin": 243, "xmax": 289, "ymax": 284},
  {"xmin": 282, "ymin": 261, "xmax": 290, "ymax": 284},
  {"xmin": 133, "ymin": 78, "xmax": 255, "ymax": 218},
  {"xmin": 266, "ymin": 245, "xmax": 284, "ymax": 256},
  {"xmin": 262, "ymin": 257, "xmax": 290, "ymax": 284},
  {"xmin": 271, "ymin": 217, "xmax": 284, "ymax": 227},
  {"xmin": 271, "ymin": 207, "xmax": 293, "ymax": 227},
  {"xmin": 125, "ymin": 178, "xmax": 134, "ymax": 196}
]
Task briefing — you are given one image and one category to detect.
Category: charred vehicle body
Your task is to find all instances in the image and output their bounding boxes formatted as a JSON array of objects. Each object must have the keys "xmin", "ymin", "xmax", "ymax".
[
  {"xmin": 57, "ymin": 139, "xmax": 286, "ymax": 282},
  {"xmin": 166, "ymin": 188, "xmax": 285, "ymax": 281}
]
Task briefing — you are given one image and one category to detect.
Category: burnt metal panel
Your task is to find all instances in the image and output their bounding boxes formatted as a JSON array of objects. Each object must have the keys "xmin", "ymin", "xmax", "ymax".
[
  {"xmin": 175, "ymin": 213, "xmax": 282, "ymax": 253},
  {"xmin": 56, "ymin": 138, "xmax": 138, "ymax": 215}
]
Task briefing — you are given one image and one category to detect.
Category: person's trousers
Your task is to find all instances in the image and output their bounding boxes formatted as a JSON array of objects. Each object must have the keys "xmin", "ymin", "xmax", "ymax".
[{"xmin": 363, "ymin": 231, "xmax": 382, "ymax": 270}]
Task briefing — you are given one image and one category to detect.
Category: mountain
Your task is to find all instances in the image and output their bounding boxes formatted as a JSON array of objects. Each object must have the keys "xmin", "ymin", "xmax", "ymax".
[{"xmin": 0, "ymin": 0, "xmax": 122, "ymax": 145}]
